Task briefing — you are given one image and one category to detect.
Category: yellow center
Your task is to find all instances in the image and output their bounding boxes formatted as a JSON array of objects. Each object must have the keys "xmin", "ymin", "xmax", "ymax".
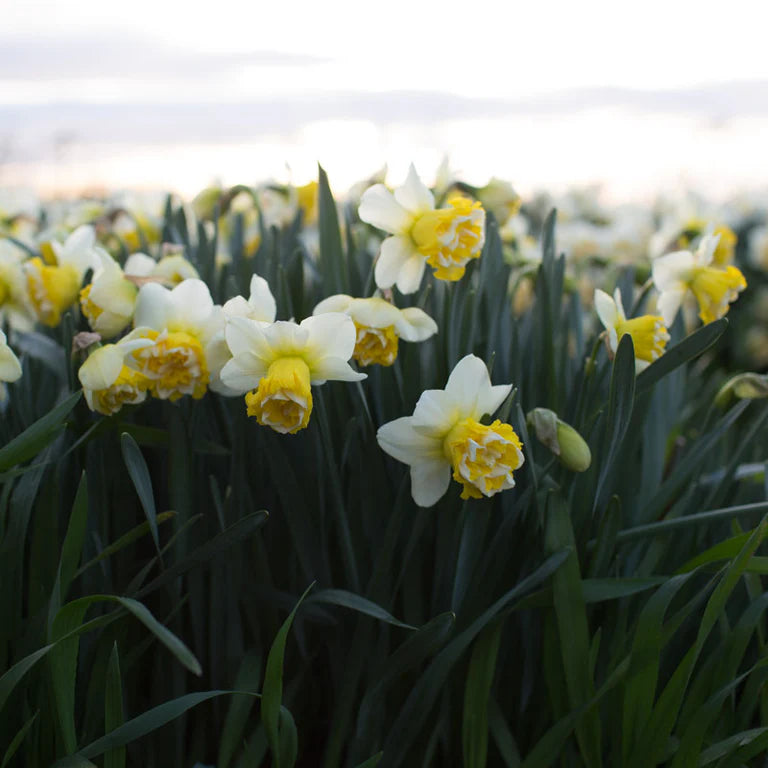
[
  {"xmin": 296, "ymin": 181, "xmax": 319, "ymax": 224},
  {"xmin": 711, "ymin": 226, "xmax": 737, "ymax": 267},
  {"xmin": 25, "ymin": 257, "xmax": 81, "ymax": 327},
  {"xmin": 443, "ymin": 418, "xmax": 524, "ymax": 500},
  {"xmin": 92, "ymin": 366, "xmax": 150, "ymax": 415},
  {"xmin": 79, "ymin": 283, "xmax": 104, "ymax": 327},
  {"xmin": 132, "ymin": 330, "xmax": 209, "ymax": 401},
  {"xmin": 690, "ymin": 265, "xmax": 747, "ymax": 324},
  {"xmin": 410, "ymin": 196, "xmax": 485, "ymax": 281},
  {"xmin": 245, "ymin": 356, "xmax": 313, "ymax": 434},
  {"xmin": 615, "ymin": 314, "xmax": 670, "ymax": 363},
  {"xmin": 352, "ymin": 322, "xmax": 399, "ymax": 367},
  {"xmin": 0, "ymin": 277, "xmax": 9, "ymax": 307}
]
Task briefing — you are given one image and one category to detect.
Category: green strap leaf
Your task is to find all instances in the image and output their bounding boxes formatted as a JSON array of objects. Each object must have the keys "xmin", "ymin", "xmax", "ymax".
[
  {"xmin": 308, "ymin": 589, "xmax": 416, "ymax": 630},
  {"xmin": 120, "ymin": 432, "xmax": 160, "ymax": 554},
  {"xmin": 104, "ymin": 643, "xmax": 125, "ymax": 768}
]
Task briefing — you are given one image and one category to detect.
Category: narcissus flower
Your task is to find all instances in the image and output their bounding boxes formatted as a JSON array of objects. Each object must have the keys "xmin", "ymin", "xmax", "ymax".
[
  {"xmin": 125, "ymin": 279, "xmax": 223, "ymax": 401},
  {"xmin": 24, "ymin": 225, "xmax": 101, "ymax": 327},
  {"xmin": 652, "ymin": 233, "xmax": 747, "ymax": 326},
  {"xmin": 220, "ymin": 313, "xmax": 366, "ymax": 434},
  {"xmin": 594, "ymin": 288, "xmax": 670, "ymax": 373},
  {"xmin": 312, "ymin": 294, "xmax": 437, "ymax": 366},
  {"xmin": 78, "ymin": 339, "xmax": 153, "ymax": 415},
  {"xmin": 359, "ymin": 165, "xmax": 485, "ymax": 294},
  {"xmin": 80, "ymin": 251, "xmax": 139, "ymax": 338},
  {"xmin": 377, "ymin": 354, "xmax": 523, "ymax": 506}
]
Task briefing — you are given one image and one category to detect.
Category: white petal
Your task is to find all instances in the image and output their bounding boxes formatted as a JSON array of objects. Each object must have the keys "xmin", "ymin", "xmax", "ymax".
[
  {"xmin": 377, "ymin": 416, "xmax": 443, "ymax": 465},
  {"xmin": 225, "ymin": 315, "xmax": 274, "ymax": 361},
  {"xmin": 78, "ymin": 344, "xmax": 125, "ymax": 390},
  {"xmin": 395, "ymin": 255, "xmax": 427, "ymax": 295},
  {"xmin": 696, "ymin": 234, "xmax": 720, "ymax": 267},
  {"xmin": 410, "ymin": 460, "xmax": 451, "ymax": 507},
  {"xmin": 657, "ymin": 288, "xmax": 687, "ymax": 327},
  {"xmin": 63, "ymin": 225, "xmax": 96, "ymax": 256},
  {"xmin": 168, "ymin": 279, "xmax": 214, "ymax": 329},
  {"xmin": 594, "ymin": 289, "xmax": 619, "ymax": 331},
  {"xmin": 411, "ymin": 389, "xmax": 460, "ymax": 437},
  {"xmin": 302, "ymin": 313, "xmax": 357, "ymax": 365},
  {"xmin": 247, "ymin": 274, "xmax": 277, "ymax": 322},
  {"xmin": 313, "ymin": 294, "xmax": 354, "ymax": 316},
  {"xmin": 375, "ymin": 236, "xmax": 417, "ymax": 290},
  {"xmin": 134, "ymin": 283, "xmax": 171, "ymax": 330},
  {"xmin": 347, "ymin": 297, "xmax": 400, "ymax": 328},
  {"xmin": 310, "ymin": 357, "xmax": 366, "ymax": 384},
  {"xmin": 652, "ymin": 250, "xmax": 694, "ymax": 291},
  {"xmin": 219, "ymin": 356, "xmax": 266, "ymax": 394},
  {"xmin": 0, "ymin": 344, "xmax": 21, "ymax": 383},
  {"xmin": 612, "ymin": 287, "xmax": 628, "ymax": 321},
  {"xmin": 444, "ymin": 354, "xmax": 511, "ymax": 420},
  {"xmin": 393, "ymin": 164, "xmax": 435, "ymax": 214},
  {"xmin": 124, "ymin": 252, "xmax": 157, "ymax": 276},
  {"xmin": 395, "ymin": 307, "xmax": 438, "ymax": 342},
  {"xmin": 358, "ymin": 185, "xmax": 412, "ymax": 233}
]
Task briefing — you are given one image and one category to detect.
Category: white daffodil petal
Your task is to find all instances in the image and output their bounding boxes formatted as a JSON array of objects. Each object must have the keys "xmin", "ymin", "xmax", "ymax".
[
  {"xmin": 247, "ymin": 274, "xmax": 277, "ymax": 322},
  {"xmin": 225, "ymin": 316, "xmax": 274, "ymax": 361},
  {"xmin": 657, "ymin": 287, "xmax": 687, "ymax": 327},
  {"xmin": 377, "ymin": 416, "xmax": 443, "ymax": 465},
  {"xmin": 396, "ymin": 307, "xmax": 438, "ymax": 342},
  {"xmin": 302, "ymin": 313, "xmax": 357, "ymax": 365},
  {"xmin": 443, "ymin": 354, "xmax": 507, "ymax": 419},
  {"xmin": 78, "ymin": 345, "xmax": 125, "ymax": 390},
  {"xmin": 0, "ymin": 343, "xmax": 22, "ymax": 382},
  {"xmin": 358, "ymin": 185, "xmax": 412, "ymax": 234},
  {"xmin": 134, "ymin": 283, "xmax": 172, "ymax": 330},
  {"xmin": 219, "ymin": 356, "xmax": 268, "ymax": 394},
  {"xmin": 410, "ymin": 460, "xmax": 451, "ymax": 507},
  {"xmin": 375, "ymin": 236, "xmax": 416, "ymax": 290},
  {"xmin": 310, "ymin": 356, "xmax": 366, "ymax": 385},
  {"xmin": 313, "ymin": 294, "xmax": 354, "ymax": 316},
  {"xmin": 393, "ymin": 164, "xmax": 435, "ymax": 214},
  {"xmin": 411, "ymin": 389, "xmax": 460, "ymax": 436},
  {"xmin": 395, "ymin": 255, "xmax": 427, "ymax": 295},
  {"xmin": 168, "ymin": 279, "xmax": 215, "ymax": 330},
  {"xmin": 594, "ymin": 289, "xmax": 619, "ymax": 331},
  {"xmin": 652, "ymin": 250, "xmax": 694, "ymax": 291},
  {"xmin": 347, "ymin": 297, "xmax": 400, "ymax": 328},
  {"xmin": 124, "ymin": 252, "xmax": 157, "ymax": 276}
]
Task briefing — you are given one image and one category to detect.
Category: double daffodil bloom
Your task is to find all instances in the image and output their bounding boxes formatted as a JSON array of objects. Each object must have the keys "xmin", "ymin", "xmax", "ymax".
[
  {"xmin": 377, "ymin": 354, "xmax": 523, "ymax": 507},
  {"xmin": 80, "ymin": 251, "xmax": 140, "ymax": 338},
  {"xmin": 24, "ymin": 225, "xmax": 101, "ymax": 327},
  {"xmin": 78, "ymin": 338, "xmax": 153, "ymax": 415},
  {"xmin": 125, "ymin": 279, "xmax": 223, "ymax": 401},
  {"xmin": 312, "ymin": 294, "xmax": 437, "ymax": 367},
  {"xmin": 594, "ymin": 288, "xmax": 670, "ymax": 373},
  {"xmin": 359, "ymin": 165, "xmax": 485, "ymax": 294},
  {"xmin": 220, "ymin": 313, "xmax": 366, "ymax": 434},
  {"xmin": 652, "ymin": 233, "xmax": 747, "ymax": 326}
]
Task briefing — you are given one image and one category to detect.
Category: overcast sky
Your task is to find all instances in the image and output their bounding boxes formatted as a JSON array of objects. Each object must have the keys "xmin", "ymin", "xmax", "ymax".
[{"xmin": 2, "ymin": 0, "xmax": 767, "ymax": 199}]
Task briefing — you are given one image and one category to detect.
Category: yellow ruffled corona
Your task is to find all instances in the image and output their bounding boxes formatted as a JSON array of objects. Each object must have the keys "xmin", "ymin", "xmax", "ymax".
[
  {"xmin": 245, "ymin": 357, "xmax": 313, "ymax": 434},
  {"xmin": 411, "ymin": 196, "xmax": 485, "ymax": 281},
  {"xmin": 132, "ymin": 329, "xmax": 209, "ymax": 401},
  {"xmin": 443, "ymin": 418, "xmax": 524, "ymax": 500},
  {"xmin": 90, "ymin": 366, "xmax": 151, "ymax": 415},
  {"xmin": 690, "ymin": 265, "xmax": 747, "ymax": 324},
  {"xmin": 614, "ymin": 314, "xmax": 669, "ymax": 364},
  {"xmin": 353, "ymin": 322, "xmax": 399, "ymax": 367},
  {"xmin": 25, "ymin": 258, "xmax": 81, "ymax": 327}
]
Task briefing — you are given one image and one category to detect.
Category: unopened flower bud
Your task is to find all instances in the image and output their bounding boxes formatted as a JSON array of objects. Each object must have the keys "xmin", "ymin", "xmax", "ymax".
[
  {"xmin": 527, "ymin": 407, "xmax": 592, "ymax": 472},
  {"xmin": 715, "ymin": 373, "xmax": 768, "ymax": 409}
]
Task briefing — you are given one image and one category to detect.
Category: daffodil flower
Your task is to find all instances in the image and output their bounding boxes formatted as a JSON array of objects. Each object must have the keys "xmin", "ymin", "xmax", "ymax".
[
  {"xmin": 220, "ymin": 313, "xmax": 366, "ymax": 434},
  {"xmin": 377, "ymin": 354, "xmax": 523, "ymax": 507},
  {"xmin": 652, "ymin": 233, "xmax": 747, "ymax": 326},
  {"xmin": 312, "ymin": 294, "xmax": 437, "ymax": 367},
  {"xmin": 124, "ymin": 279, "xmax": 223, "ymax": 401},
  {"xmin": 358, "ymin": 165, "xmax": 485, "ymax": 294},
  {"xmin": 78, "ymin": 338, "xmax": 153, "ymax": 415},
  {"xmin": 24, "ymin": 225, "xmax": 101, "ymax": 327},
  {"xmin": 594, "ymin": 288, "xmax": 670, "ymax": 373},
  {"xmin": 123, "ymin": 252, "xmax": 200, "ymax": 286},
  {"xmin": 80, "ymin": 251, "xmax": 139, "ymax": 338}
]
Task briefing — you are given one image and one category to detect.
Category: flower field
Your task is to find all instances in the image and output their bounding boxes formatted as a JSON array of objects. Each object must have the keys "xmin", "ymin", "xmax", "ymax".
[{"xmin": 1, "ymin": 166, "xmax": 768, "ymax": 767}]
